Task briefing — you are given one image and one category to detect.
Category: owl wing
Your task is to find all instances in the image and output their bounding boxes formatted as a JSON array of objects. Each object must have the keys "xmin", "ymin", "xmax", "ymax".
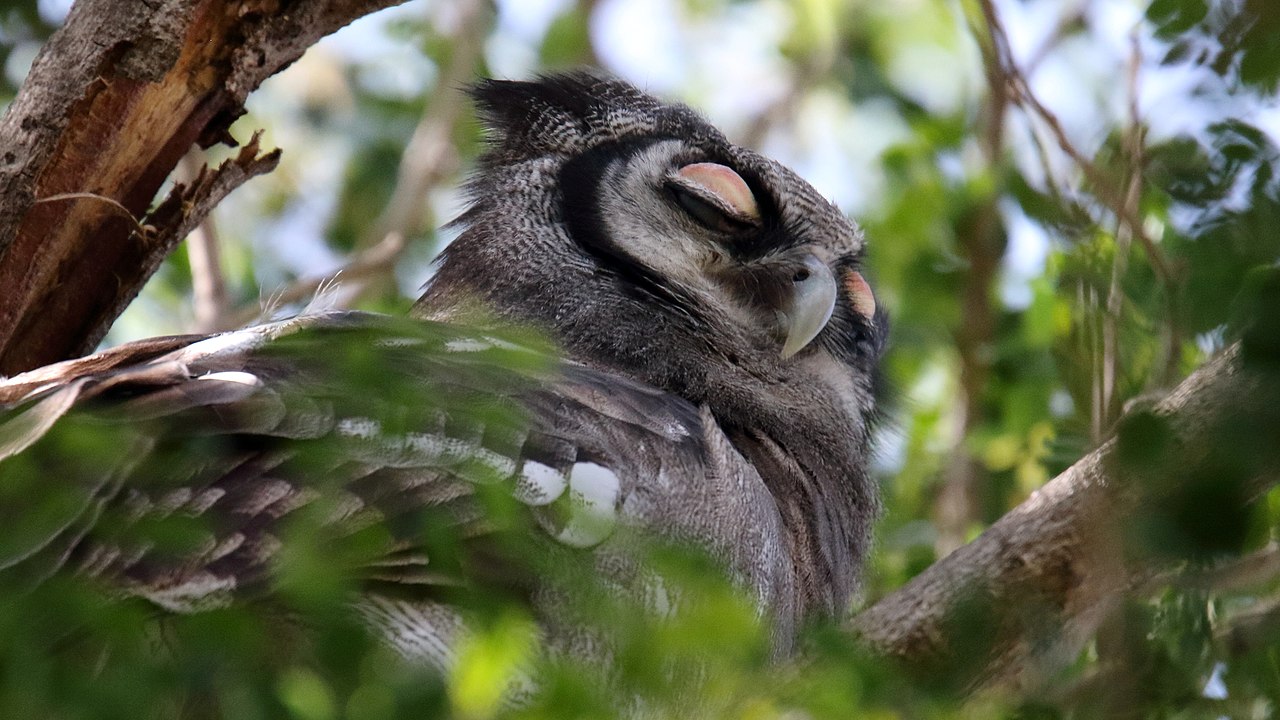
[{"xmin": 0, "ymin": 311, "xmax": 792, "ymax": 630}]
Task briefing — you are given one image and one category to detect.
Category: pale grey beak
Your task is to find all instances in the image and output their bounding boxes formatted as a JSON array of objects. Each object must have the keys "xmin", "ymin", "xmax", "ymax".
[{"xmin": 780, "ymin": 255, "xmax": 837, "ymax": 359}]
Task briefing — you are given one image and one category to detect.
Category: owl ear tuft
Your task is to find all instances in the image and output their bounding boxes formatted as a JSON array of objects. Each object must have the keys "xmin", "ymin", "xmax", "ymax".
[
  {"xmin": 468, "ymin": 72, "xmax": 707, "ymax": 161},
  {"xmin": 470, "ymin": 75, "xmax": 593, "ymax": 141}
]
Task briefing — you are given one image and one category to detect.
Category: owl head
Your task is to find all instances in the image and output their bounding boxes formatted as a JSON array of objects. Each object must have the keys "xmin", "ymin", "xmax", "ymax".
[
  {"xmin": 420, "ymin": 72, "xmax": 886, "ymax": 397},
  {"xmin": 416, "ymin": 72, "xmax": 889, "ymax": 614}
]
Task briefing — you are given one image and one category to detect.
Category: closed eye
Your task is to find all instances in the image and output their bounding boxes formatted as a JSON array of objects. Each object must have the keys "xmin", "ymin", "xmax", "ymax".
[
  {"xmin": 665, "ymin": 162, "xmax": 762, "ymax": 234},
  {"xmin": 667, "ymin": 182, "xmax": 756, "ymax": 233}
]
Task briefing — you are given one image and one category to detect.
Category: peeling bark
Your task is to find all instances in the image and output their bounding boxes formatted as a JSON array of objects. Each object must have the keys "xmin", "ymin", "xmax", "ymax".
[{"xmin": 0, "ymin": 0, "xmax": 406, "ymax": 375}]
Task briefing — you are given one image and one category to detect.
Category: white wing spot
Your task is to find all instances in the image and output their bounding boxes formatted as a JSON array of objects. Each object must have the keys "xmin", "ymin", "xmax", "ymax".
[
  {"xmin": 156, "ymin": 488, "xmax": 193, "ymax": 515},
  {"xmin": 323, "ymin": 490, "xmax": 369, "ymax": 523},
  {"xmin": 196, "ymin": 370, "xmax": 261, "ymax": 387},
  {"xmin": 555, "ymin": 462, "xmax": 620, "ymax": 548},
  {"xmin": 467, "ymin": 447, "xmax": 518, "ymax": 479},
  {"xmin": 482, "ymin": 336, "xmax": 527, "ymax": 352},
  {"xmin": 184, "ymin": 487, "xmax": 225, "ymax": 515},
  {"xmin": 206, "ymin": 533, "xmax": 246, "ymax": 562},
  {"xmin": 514, "ymin": 460, "xmax": 567, "ymax": 506},
  {"xmin": 235, "ymin": 479, "xmax": 293, "ymax": 516}
]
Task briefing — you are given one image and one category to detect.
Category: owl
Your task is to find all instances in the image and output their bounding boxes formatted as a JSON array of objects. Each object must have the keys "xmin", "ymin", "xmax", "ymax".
[{"xmin": 0, "ymin": 73, "xmax": 887, "ymax": 668}]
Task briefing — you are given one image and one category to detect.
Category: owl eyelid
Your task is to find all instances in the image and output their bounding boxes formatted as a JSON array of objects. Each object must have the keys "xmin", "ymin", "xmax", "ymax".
[{"xmin": 664, "ymin": 178, "xmax": 761, "ymax": 233}]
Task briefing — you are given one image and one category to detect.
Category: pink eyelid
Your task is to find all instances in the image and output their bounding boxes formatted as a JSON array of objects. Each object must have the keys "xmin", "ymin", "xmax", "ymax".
[
  {"xmin": 675, "ymin": 163, "xmax": 761, "ymax": 223},
  {"xmin": 844, "ymin": 270, "xmax": 876, "ymax": 320}
]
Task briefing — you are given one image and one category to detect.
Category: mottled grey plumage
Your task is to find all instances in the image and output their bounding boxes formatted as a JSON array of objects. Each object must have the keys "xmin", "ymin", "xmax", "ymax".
[
  {"xmin": 0, "ymin": 73, "xmax": 886, "ymax": 667},
  {"xmin": 424, "ymin": 74, "xmax": 886, "ymax": 622}
]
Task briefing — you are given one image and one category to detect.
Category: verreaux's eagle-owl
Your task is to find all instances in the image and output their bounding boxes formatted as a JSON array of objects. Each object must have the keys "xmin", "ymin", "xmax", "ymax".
[{"xmin": 0, "ymin": 73, "xmax": 887, "ymax": 665}]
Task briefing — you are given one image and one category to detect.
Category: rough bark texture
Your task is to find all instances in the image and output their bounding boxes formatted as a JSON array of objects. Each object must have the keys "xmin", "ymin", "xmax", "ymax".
[
  {"xmin": 0, "ymin": 0, "xmax": 405, "ymax": 375},
  {"xmin": 851, "ymin": 344, "xmax": 1280, "ymax": 694}
]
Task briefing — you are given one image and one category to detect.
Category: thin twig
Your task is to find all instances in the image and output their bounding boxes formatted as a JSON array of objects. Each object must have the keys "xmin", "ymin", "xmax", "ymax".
[
  {"xmin": 739, "ymin": 63, "xmax": 818, "ymax": 151},
  {"xmin": 577, "ymin": 0, "xmax": 604, "ymax": 66},
  {"xmin": 737, "ymin": 3, "xmax": 838, "ymax": 150},
  {"xmin": 357, "ymin": 0, "xmax": 488, "ymax": 252},
  {"xmin": 32, "ymin": 193, "xmax": 150, "ymax": 237},
  {"xmin": 944, "ymin": 536, "xmax": 1280, "ymax": 706},
  {"xmin": 221, "ymin": 232, "xmax": 406, "ymax": 329},
  {"xmin": 932, "ymin": 0, "xmax": 1012, "ymax": 556},
  {"xmin": 220, "ymin": 0, "xmax": 491, "ymax": 326},
  {"xmin": 180, "ymin": 152, "xmax": 229, "ymax": 332},
  {"xmin": 977, "ymin": 0, "xmax": 1176, "ymax": 289},
  {"xmin": 1022, "ymin": 2, "xmax": 1090, "ymax": 76},
  {"xmin": 1217, "ymin": 591, "xmax": 1280, "ymax": 660},
  {"xmin": 1089, "ymin": 282, "xmax": 1104, "ymax": 442},
  {"xmin": 1101, "ymin": 33, "xmax": 1145, "ymax": 427},
  {"xmin": 1162, "ymin": 544, "xmax": 1280, "ymax": 595},
  {"xmin": 188, "ymin": 216, "xmax": 226, "ymax": 331}
]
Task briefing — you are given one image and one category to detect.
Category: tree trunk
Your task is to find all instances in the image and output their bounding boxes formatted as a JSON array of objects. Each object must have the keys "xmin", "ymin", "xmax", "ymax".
[{"xmin": 0, "ymin": 0, "xmax": 405, "ymax": 375}]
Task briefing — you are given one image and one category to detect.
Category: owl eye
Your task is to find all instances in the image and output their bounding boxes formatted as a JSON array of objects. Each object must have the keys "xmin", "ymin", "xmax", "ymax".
[
  {"xmin": 670, "ymin": 184, "xmax": 744, "ymax": 232},
  {"xmin": 667, "ymin": 162, "xmax": 761, "ymax": 233}
]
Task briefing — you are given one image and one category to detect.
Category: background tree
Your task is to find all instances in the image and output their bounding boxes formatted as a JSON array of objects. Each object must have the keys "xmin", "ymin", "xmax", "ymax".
[{"xmin": 2, "ymin": 0, "xmax": 1279, "ymax": 717}]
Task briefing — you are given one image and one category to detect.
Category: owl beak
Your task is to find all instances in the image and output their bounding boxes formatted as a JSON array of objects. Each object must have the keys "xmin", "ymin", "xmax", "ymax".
[{"xmin": 780, "ymin": 255, "xmax": 837, "ymax": 359}]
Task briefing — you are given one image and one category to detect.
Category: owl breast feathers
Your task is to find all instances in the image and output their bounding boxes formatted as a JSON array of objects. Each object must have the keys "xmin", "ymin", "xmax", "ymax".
[{"xmin": 0, "ymin": 72, "xmax": 887, "ymax": 664}]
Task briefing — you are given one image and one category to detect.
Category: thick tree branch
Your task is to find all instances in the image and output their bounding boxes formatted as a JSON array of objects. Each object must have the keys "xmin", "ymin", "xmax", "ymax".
[
  {"xmin": 852, "ymin": 344, "xmax": 1280, "ymax": 693},
  {"xmin": 0, "ymin": 0, "xmax": 406, "ymax": 375}
]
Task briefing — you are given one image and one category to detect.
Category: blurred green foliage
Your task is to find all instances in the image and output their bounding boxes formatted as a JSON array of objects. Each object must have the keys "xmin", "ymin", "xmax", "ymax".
[
  {"xmin": 0, "ymin": 0, "xmax": 55, "ymax": 103},
  {"xmin": 3, "ymin": 0, "xmax": 1280, "ymax": 717}
]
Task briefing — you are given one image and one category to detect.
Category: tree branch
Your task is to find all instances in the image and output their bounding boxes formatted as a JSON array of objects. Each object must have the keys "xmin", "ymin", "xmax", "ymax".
[
  {"xmin": 217, "ymin": 0, "xmax": 492, "ymax": 323},
  {"xmin": 0, "ymin": 0, "xmax": 407, "ymax": 375},
  {"xmin": 220, "ymin": 230, "xmax": 406, "ymax": 330},
  {"xmin": 932, "ymin": 0, "xmax": 1013, "ymax": 557},
  {"xmin": 976, "ymin": 0, "xmax": 1176, "ymax": 291},
  {"xmin": 851, "ymin": 344, "xmax": 1280, "ymax": 694},
  {"xmin": 180, "ymin": 151, "xmax": 230, "ymax": 333},
  {"xmin": 357, "ymin": 0, "xmax": 488, "ymax": 253}
]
